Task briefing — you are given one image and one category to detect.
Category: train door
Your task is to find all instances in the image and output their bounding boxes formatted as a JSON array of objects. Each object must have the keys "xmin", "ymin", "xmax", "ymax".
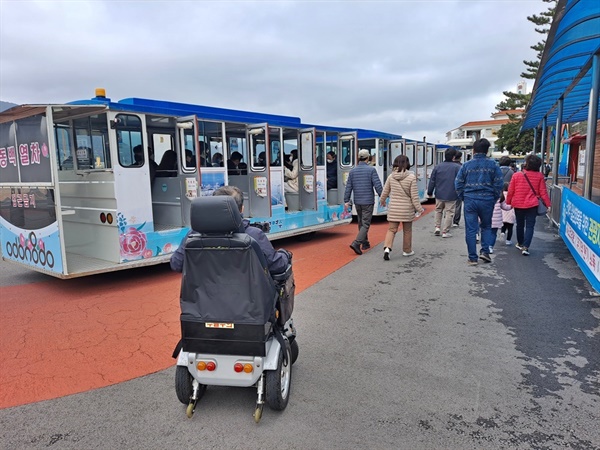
[
  {"xmin": 378, "ymin": 138, "xmax": 388, "ymax": 182},
  {"xmin": 338, "ymin": 132, "xmax": 356, "ymax": 204},
  {"xmin": 416, "ymin": 143, "xmax": 427, "ymax": 201},
  {"xmin": 108, "ymin": 111, "xmax": 156, "ymax": 263},
  {"xmin": 315, "ymin": 130, "xmax": 328, "ymax": 204},
  {"xmin": 247, "ymin": 124, "xmax": 271, "ymax": 218},
  {"xmin": 388, "ymin": 139, "xmax": 404, "ymax": 168},
  {"xmin": 425, "ymin": 144, "xmax": 435, "ymax": 201},
  {"xmin": 177, "ymin": 116, "xmax": 200, "ymax": 227},
  {"xmin": 298, "ymin": 128, "xmax": 317, "ymax": 211},
  {"xmin": 404, "ymin": 141, "xmax": 416, "ymax": 173}
]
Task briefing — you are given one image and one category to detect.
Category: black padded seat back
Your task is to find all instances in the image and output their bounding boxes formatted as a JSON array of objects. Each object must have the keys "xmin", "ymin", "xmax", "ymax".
[
  {"xmin": 180, "ymin": 196, "xmax": 277, "ymax": 326},
  {"xmin": 190, "ymin": 195, "xmax": 244, "ymax": 234}
]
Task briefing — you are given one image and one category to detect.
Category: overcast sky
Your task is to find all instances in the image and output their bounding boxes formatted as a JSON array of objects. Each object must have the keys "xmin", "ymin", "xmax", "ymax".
[{"xmin": 1, "ymin": 0, "xmax": 545, "ymax": 143}]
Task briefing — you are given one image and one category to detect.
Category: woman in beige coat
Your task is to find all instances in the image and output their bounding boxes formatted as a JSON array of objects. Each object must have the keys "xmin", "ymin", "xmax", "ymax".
[{"xmin": 379, "ymin": 155, "xmax": 425, "ymax": 259}]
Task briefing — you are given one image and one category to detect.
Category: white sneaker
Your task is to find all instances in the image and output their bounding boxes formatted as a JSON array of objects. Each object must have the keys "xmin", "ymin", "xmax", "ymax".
[
  {"xmin": 451, "ymin": 223, "xmax": 459, "ymax": 228},
  {"xmin": 442, "ymin": 232, "xmax": 452, "ymax": 238},
  {"xmin": 402, "ymin": 251, "xmax": 415, "ymax": 257},
  {"xmin": 434, "ymin": 228, "xmax": 441, "ymax": 236},
  {"xmin": 505, "ymin": 240, "xmax": 513, "ymax": 246},
  {"xmin": 489, "ymin": 247, "xmax": 494, "ymax": 254}
]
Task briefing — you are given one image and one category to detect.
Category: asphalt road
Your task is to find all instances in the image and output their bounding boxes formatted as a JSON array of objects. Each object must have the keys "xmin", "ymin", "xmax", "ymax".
[{"xmin": 0, "ymin": 217, "xmax": 598, "ymax": 449}]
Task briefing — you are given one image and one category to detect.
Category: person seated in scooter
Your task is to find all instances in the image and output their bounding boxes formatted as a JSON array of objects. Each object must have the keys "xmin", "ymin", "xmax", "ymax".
[{"xmin": 170, "ymin": 185, "xmax": 291, "ymax": 274}]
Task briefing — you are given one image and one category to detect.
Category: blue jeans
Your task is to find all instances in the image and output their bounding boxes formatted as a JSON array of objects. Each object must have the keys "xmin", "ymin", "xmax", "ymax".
[
  {"xmin": 489, "ymin": 228, "xmax": 499, "ymax": 250},
  {"xmin": 463, "ymin": 197, "xmax": 495, "ymax": 261},
  {"xmin": 514, "ymin": 207, "xmax": 537, "ymax": 248}
]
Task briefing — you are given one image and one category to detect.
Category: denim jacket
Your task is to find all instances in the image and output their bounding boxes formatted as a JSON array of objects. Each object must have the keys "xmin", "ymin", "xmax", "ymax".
[{"xmin": 454, "ymin": 154, "xmax": 503, "ymax": 201}]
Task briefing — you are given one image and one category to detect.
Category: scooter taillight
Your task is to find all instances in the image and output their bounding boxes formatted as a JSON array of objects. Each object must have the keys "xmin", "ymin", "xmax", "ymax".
[
  {"xmin": 196, "ymin": 360, "xmax": 217, "ymax": 371},
  {"xmin": 233, "ymin": 362, "xmax": 254, "ymax": 373}
]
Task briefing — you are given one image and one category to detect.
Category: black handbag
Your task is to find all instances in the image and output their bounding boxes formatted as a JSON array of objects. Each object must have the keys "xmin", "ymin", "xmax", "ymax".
[{"xmin": 523, "ymin": 173, "xmax": 548, "ymax": 216}]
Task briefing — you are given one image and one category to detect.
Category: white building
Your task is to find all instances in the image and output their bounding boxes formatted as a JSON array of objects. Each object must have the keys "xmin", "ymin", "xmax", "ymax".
[{"xmin": 445, "ymin": 109, "xmax": 524, "ymax": 153}]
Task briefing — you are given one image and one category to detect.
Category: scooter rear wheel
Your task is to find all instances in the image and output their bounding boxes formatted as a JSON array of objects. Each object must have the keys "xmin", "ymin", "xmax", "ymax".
[
  {"xmin": 265, "ymin": 341, "xmax": 292, "ymax": 410},
  {"xmin": 290, "ymin": 339, "xmax": 299, "ymax": 365},
  {"xmin": 175, "ymin": 366, "xmax": 193, "ymax": 405}
]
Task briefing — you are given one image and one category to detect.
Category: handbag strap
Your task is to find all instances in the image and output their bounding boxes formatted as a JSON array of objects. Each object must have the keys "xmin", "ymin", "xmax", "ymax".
[
  {"xmin": 522, "ymin": 173, "xmax": 541, "ymax": 199},
  {"xmin": 395, "ymin": 177, "xmax": 411, "ymax": 198}
]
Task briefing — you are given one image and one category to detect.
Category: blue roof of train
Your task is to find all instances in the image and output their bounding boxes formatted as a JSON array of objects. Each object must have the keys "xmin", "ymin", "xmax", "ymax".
[
  {"xmin": 68, "ymin": 95, "xmax": 304, "ymax": 127},
  {"xmin": 68, "ymin": 94, "xmax": 407, "ymax": 141}
]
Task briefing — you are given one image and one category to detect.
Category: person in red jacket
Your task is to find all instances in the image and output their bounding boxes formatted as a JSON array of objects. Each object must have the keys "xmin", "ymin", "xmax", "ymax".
[{"xmin": 506, "ymin": 154, "xmax": 551, "ymax": 256}]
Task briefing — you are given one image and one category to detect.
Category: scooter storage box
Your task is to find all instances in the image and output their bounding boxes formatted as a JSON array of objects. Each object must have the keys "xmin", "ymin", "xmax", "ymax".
[{"xmin": 181, "ymin": 320, "xmax": 272, "ymax": 356}]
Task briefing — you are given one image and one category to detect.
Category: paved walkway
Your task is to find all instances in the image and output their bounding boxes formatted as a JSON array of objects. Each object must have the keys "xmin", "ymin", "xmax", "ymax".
[{"xmin": 0, "ymin": 207, "xmax": 598, "ymax": 449}]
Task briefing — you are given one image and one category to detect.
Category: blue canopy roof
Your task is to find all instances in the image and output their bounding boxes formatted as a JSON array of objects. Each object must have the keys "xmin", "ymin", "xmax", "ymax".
[{"xmin": 522, "ymin": 0, "xmax": 600, "ymax": 130}]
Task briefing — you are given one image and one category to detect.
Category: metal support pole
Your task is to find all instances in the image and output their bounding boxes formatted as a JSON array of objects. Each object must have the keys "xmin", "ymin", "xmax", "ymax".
[
  {"xmin": 541, "ymin": 119, "xmax": 547, "ymax": 168},
  {"xmin": 552, "ymin": 98, "xmax": 563, "ymax": 186},
  {"xmin": 533, "ymin": 127, "xmax": 538, "ymax": 156},
  {"xmin": 583, "ymin": 53, "xmax": 599, "ymax": 200}
]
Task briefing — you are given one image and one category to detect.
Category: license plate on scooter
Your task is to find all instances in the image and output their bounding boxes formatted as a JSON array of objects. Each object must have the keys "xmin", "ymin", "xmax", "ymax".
[{"xmin": 205, "ymin": 322, "xmax": 234, "ymax": 329}]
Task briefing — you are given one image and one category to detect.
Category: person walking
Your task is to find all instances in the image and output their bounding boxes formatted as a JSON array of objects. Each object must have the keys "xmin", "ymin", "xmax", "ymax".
[
  {"xmin": 506, "ymin": 154, "xmax": 551, "ymax": 256},
  {"xmin": 344, "ymin": 149, "xmax": 383, "ymax": 255},
  {"xmin": 379, "ymin": 155, "xmax": 425, "ymax": 260},
  {"xmin": 488, "ymin": 192, "xmax": 512, "ymax": 253},
  {"xmin": 498, "ymin": 156, "xmax": 514, "ymax": 184},
  {"xmin": 501, "ymin": 182, "xmax": 516, "ymax": 245},
  {"xmin": 454, "ymin": 138, "xmax": 504, "ymax": 265},
  {"xmin": 452, "ymin": 150, "xmax": 463, "ymax": 228},
  {"xmin": 427, "ymin": 148, "xmax": 461, "ymax": 238}
]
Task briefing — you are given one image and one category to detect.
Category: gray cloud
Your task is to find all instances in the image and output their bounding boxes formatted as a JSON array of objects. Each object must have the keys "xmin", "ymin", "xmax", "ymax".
[{"xmin": 1, "ymin": 0, "xmax": 544, "ymax": 143}]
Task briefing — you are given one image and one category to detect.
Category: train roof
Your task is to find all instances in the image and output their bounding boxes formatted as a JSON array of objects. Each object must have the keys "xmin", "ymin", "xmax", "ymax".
[{"xmin": 67, "ymin": 94, "xmax": 304, "ymax": 128}]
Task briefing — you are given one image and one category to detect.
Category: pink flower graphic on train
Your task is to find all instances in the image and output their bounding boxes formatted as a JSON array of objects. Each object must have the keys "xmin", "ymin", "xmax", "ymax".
[
  {"xmin": 27, "ymin": 240, "xmax": 33, "ymax": 250},
  {"xmin": 143, "ymin": 249, "xmax": 153, "ymax": 259},
  {"xmin": 19, "ymin": 233, "xmax": 25, "ymax": 247},
  {"xmin": 162, "ymin": 243, "xmax": 173, "ymax": 253},
  {"xmin": 119, "ymin": 227, "xmax": 148, "ymax": 258},
  {"xmin": 38, "ymin": 239, "xmax": 45, "ymax": 251},
  {"xmin": 41, "ymin": 143, "xmax": 49, "ymax": 158}
]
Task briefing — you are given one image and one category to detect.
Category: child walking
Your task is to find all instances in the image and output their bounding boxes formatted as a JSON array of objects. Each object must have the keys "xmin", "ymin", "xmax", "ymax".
[
  {"xmin": 501, "ymin": 182, "xmax": 516, "ymax": 245},
  {"xmin": 489, "ymin": 190, "xmax": 512, "ymax": 253}
]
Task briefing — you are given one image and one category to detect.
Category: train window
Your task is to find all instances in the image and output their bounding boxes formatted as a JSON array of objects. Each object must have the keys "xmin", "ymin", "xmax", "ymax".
[
  {"xmin": 227, "ymin": 136, "xmax": 248, "ymax": 175},
  {"xmin": 340, "ymin": 138, "xmax": 354, "ymax": 167},
  {"xmin": 377, "ymin": 140, "xmax": 384, "ymax": 167},
  {"xmin": 115, "ymin": 114, "xmax": 143, "ymax": 168},
  {"xmin": 417, "ymin": 145, "xmax": 425, "ymax": 166},
  {"xmin": 316, "ymin": 141, "xmax": 324, "ymax": 166},
  {"xmin": 250, "ymin": 130, "xmax": 267, "ymax": 170},
  {"xmin": 181, "ymin": 129, "xmax": 197, "ymax": 172},
  {"xmin": 69, "ymin": 114, "xmax": 110, "ymax": 170},
  {"xmin": 300, "ymin": 132, "xmax": 313, "ymax": 168},
  {"xmin": 389, "ymin": 141, "xmax": 403, "ymax": 167},
  {"xmin": 405, "ymin": 144, "xmax": 415, "ymax": 167},
  {"xmin": 55, "ymin": 125, "xmax": 73, "ymax": 170},
  {"xmin": 427, "ymin": 146, "xmax": 434, "ymax": 165},
  {"xmin": 270, "ymin": 140, "xmax": 281, "ymax": 166}
]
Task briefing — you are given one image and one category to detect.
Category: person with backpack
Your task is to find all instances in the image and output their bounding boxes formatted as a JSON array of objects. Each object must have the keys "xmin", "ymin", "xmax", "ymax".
[{"xmin": 498, "ymin": 156, "xmax": 514, "ymax": 183}]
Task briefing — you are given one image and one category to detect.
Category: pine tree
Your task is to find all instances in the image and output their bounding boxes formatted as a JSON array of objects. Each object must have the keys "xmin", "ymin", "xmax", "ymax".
[{"xmin": 495, "ymin": 0, "xmax": 557, "ymax": 155}]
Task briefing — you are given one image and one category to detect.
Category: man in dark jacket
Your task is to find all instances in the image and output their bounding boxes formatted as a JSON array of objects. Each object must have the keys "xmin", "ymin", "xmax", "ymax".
[
  {"xmin": 170, "ymin": 186, "xmax": 290, "ymax": 274},
  {"xmin": 344, "ymin": 149, "xmax": 383, "ymax": 255},
  {"xmin": 455, "ymin": 139, "xmax": 504, "ymax": 265},
  {"xmin": 427, "ymin": 148, "xmax": 461, "ymax": 238}
]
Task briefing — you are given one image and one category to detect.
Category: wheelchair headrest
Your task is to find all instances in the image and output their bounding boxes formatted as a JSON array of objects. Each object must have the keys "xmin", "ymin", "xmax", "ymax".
[{"xmin": 190, "ymin": 196, "xmax": 245, "ymax": 234}]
